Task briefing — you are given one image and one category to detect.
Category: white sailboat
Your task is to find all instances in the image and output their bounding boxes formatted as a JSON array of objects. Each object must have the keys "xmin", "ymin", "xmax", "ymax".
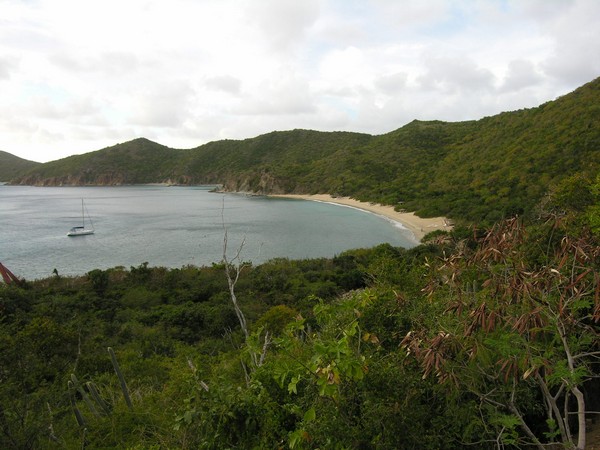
[{"xmin": 67, "ymin": 199, "xmax": 95, "ymax": 236}]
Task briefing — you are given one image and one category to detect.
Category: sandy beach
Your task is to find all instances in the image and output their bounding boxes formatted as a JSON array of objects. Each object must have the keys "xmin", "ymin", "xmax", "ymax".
[{"xmin": 272, "ymin": 194, "xmax": 452, "ymax": 243}]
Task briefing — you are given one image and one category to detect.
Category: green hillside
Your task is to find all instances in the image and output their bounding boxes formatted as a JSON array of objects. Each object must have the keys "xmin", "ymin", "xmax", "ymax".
[
  {"xmin": 7, "ymin": 77, "xmax": 600, "ymax": 223},
  {"xmin": 0, "ymin": 151, "xmax": 40, "ymax": 181},
  {"xmin": 180, "ymin": 129, "xmax": 374, "ymax": 191},
  {"xmin": 13, "ymin": 138, "xmax": 188, "ymax": 186},
  {"xmin": 283, "ymin": 78, "xmax": 599, "ymax": 222},
  {"xmin": 424, "ymin": 78, "xmax": 600, "ymax": 221}
]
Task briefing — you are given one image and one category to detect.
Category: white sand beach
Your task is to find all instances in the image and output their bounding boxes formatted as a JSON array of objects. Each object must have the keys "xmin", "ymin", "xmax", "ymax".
[{"xmin": 272, "ymin": 194, "xmax": 452, "ymax": 243}]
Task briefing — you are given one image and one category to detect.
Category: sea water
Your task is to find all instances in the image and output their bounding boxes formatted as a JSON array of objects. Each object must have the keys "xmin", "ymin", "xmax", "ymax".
[{"xmin": 0, "ymin": 185, "xmax": 417, "ymax": 280}]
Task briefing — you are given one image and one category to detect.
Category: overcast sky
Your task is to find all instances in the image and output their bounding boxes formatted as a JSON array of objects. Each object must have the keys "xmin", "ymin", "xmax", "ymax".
[{"xmin": 1, "ymin": 0, "xmax": 599, "ymax": 162}]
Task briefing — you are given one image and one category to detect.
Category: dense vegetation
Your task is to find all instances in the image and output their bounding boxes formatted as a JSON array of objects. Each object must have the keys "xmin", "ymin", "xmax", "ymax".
[
  {"xmin": 1, "ymin": 173, "xmax": 600, "ymax": 449},
  {"xmin": 0, "ymin": 151, "xmax": 40, "ymax": 182},
  {"xmin": 3, "ymin": 76, "xmax": 599, "ymax": 448},
  {"xmin": 9, "ymin": 77, "xmax": 600, "ymax": 224}
]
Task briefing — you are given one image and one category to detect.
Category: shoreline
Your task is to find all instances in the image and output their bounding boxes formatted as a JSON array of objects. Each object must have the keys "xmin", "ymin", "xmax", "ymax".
[{"xmin": 271, "ymin": 194, "xmax": 452, "ymax": 243}]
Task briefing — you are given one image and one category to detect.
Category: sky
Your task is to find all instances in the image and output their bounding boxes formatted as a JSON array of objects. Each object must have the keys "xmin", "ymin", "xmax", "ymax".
[{"xmin": 1, "ymin": 0, "xmax": 599, "ymax": 163}]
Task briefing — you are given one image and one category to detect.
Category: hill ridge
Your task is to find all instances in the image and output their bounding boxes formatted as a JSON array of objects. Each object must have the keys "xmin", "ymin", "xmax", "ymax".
[
  {"xmin": 5, "ymin": 76, "xmax": 600, "ymax": 223},
  {"xmin": 0, "ymin": 151, "xmax": 41, "ymax": 182}
]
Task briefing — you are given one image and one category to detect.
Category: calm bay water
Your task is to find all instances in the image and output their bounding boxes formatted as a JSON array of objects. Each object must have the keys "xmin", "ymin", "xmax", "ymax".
[{"xmin": 0, "ymin": 185, "xmax": 417, "ymax": 280}]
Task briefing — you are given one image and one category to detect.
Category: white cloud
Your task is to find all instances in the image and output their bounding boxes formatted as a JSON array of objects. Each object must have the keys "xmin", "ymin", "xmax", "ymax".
[
  {"xmin": 0, "ymin": 0, "xmax": 599, "ymax": 162},
  {"xmin": 204, "ymin": 75, "xmax": 242, "ymax": 95},
  {"xmin": 128, "ymin": 80, "xmax": 196, "ymax": 128},
  {"xmin": 374, "ymin": 72, "xmax": 408, "ymax": 95},
  {"xmin": 418, "ymin": 55, "xmax": 495, "ymax": 93},
  {"xmin": 541, "ymin": 5, "xmax": 600, "ymax": 84},
  {"xmin": 0, "ymin": 55, "xmax": 18, "ymax": 79},
  {"xmin": 500, "ymin": 59, "xmax": 543, "ymax": 92},
  {"xmin": 242, "ymin": 0, "xmax": 320, "ymax": 52}
]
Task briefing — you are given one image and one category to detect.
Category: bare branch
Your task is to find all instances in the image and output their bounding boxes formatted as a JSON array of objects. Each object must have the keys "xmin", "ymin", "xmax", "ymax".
[{"xmin": 259, "ymin": 331, "xmax": 271, "ymax": 367}]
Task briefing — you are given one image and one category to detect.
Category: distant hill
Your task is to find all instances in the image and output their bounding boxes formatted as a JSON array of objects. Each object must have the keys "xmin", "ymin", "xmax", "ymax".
[
  {"xmin": 181, "ymin": 129, "xmax": 374, "ymax": 191},
  {"xmin": 12, "ymin": 138, "xmax": 189, "ymax": 186},
  {"xmin": 8, "ymin": 77, "xmax": 600, "ymax": 223},
  {"xmin": 0, "ymin": 151, "xmax": 40, "ymax": 181}
]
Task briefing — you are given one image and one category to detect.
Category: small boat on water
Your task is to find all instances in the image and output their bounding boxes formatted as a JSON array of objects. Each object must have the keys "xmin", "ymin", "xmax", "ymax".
[{"xmin": 67, "ymin": 199, "xmax": 95, "ymax": 236}]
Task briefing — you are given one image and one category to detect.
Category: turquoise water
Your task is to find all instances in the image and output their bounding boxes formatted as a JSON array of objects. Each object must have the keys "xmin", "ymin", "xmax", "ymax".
[{"xmin": 0, "ymin": 185, "xmax": 417, "ymax": 280}]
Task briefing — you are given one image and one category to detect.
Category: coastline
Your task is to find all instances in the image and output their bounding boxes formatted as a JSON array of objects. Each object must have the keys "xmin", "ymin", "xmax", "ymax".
[{"xmin": 271, "ymin": 194, "xmax": 452, "ymax": 243}]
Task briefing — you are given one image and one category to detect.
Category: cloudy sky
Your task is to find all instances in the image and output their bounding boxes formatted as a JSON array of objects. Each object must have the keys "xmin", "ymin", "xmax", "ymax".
[{"xmin": 1, "ymin": 0, "xmax": 599, "ymax": 162}]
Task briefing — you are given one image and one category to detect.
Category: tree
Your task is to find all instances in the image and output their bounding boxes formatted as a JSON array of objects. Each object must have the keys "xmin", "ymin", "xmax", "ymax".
[
  {"xmin": 402, "ymin": 218, "xmax": 600, "ymax": 449},
  {"xmin": 221, "ymin": 199, "xmax": 270, "ymax": 372}
]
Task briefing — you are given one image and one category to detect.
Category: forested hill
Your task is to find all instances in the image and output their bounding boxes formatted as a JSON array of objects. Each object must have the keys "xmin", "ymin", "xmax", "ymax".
[
  {"xmin": 0, "ymin": 151, "xmax": 40, "ymax": 181},
  {"xmin": 9, "ymin": 138, "xmax": 189, "ymax": 186},
  {"xmin": 8, "ymin": 76, "xmax": 600, "ymax": 222}
]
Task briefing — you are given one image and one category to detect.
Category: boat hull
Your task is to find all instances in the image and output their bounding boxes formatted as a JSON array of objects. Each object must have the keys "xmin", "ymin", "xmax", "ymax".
[{"xmin": 67, "ymin": 228, "xmax": 94, "ymax": 236}]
